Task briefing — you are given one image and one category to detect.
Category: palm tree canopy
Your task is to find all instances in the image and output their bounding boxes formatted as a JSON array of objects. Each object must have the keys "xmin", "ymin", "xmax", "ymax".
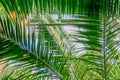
[{"xmin": 0, "ymin": 0, "xmax": 120, "ymax": 80}]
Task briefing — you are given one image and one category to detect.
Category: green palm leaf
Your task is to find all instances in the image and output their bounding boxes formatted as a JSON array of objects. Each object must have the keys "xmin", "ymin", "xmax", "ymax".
[
  {"xmin": 1, "ymin": 0, "xmax": 120, "ymax": 80},
  {"xmin": 0, "ymin": 14, "xmax": 72, "ymax": 79}
]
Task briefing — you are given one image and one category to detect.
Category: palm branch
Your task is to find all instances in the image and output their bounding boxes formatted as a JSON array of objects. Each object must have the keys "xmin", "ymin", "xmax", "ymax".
[{"xmin": 0, "ymin": 0, "xmax": 120, "ymax": 80}]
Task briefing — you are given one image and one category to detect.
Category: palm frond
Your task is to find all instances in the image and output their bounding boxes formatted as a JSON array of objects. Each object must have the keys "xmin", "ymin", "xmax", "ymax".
[
  {"xmin": 1, "ymin": 0, "xmax": 120, "ymax": 80},
  {"xmin": 0, "ymin": 14, "xmax": 72, "ymax": 79},
  {"xmin": 72, "ymin": 0, "xmax": 120, "ymax": 79}
]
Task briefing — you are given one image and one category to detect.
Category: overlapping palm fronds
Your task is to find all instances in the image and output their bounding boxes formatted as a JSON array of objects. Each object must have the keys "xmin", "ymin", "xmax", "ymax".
[
  {"xmin": 72, "ymin": 0, "xmax": 120, "ymax": 80},
  {"xmin": 0, "ymin": 0, "xmax": 120, "ymax": 80},
  {"xmin": 0, "ymin": 13, "xmax": 72, "ymax": 79}
]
